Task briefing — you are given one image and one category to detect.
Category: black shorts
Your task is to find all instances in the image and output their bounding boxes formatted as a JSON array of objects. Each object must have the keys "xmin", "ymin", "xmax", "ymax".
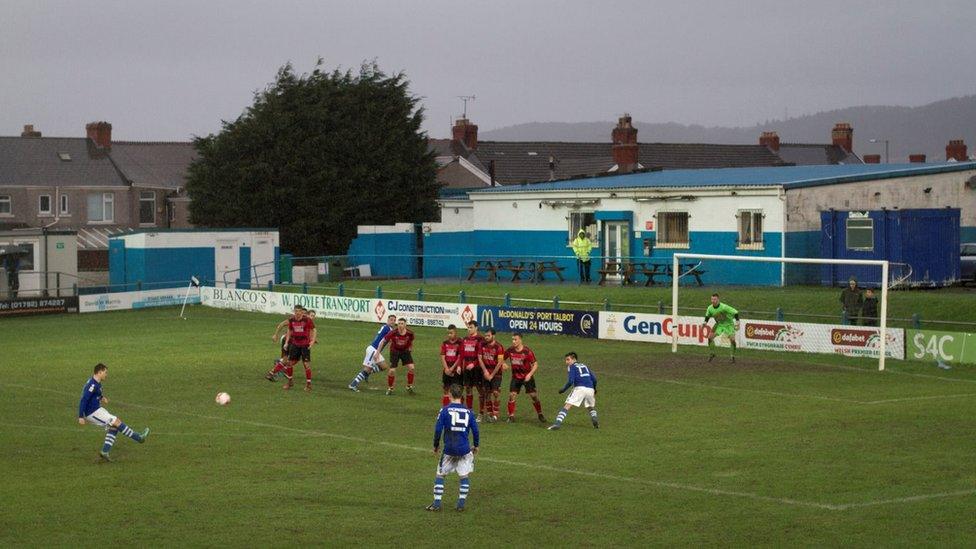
[
  {"xmin": 389, "ymin": 351, "xmax": 414, "ymax": 368},
  {"xmin": 288, "ymin": 345, "xmax": 311, "ymax": 362},
  {"xmin": 442, "ymin": 371, "xmax": 462, "ymax": 389},
  {"xmin": 462, "ymin": 365, "xmax": 483, "ymax": 387},
  {"xmin": 484, "ymin": 371, "xmax": 503, "ymax": 391},
  {"xmin": 509, "ymin": 377, "xmax": 537, "ymax": 394}
]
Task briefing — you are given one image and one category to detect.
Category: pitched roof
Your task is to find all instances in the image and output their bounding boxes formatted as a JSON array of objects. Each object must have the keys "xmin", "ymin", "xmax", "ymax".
[
  {"xmin": 777, "ymin": 143, "xmax": 862, "ymax": 166},
  {"xmin": 471, "ymin": 162, "xmax": 976, "ymax": 194},
  {"xmin": 0, "ymin": 136, "xmax": 127, "ymax": 187},
  {"xmin": 110, "ymin": 141, "xmax": 196, "ymax": 189},
  {"xmin": 461, "ymin": 141, "xmax": 787, "ymax": 185}
]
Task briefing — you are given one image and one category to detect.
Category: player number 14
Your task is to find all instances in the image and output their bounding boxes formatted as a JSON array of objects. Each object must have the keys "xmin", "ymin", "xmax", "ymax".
[{"xmin": 448, "ymin": 410, "xmax": 470, "ymax": 427}]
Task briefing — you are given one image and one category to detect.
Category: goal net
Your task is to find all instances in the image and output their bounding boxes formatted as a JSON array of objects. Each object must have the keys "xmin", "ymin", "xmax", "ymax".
[{"xmin": 668, "ymin": 253, "xmax": 898, "ymax": 371}]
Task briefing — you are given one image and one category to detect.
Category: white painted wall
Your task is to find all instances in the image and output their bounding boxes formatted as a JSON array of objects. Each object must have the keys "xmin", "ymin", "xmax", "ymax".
[
  {"xmin": 357, "ymin": 223, "xmax": 415, "ymax": 235},
  {"xmin": 114, "ymin": 230, "xmax": 280, "ymax": 249},
  {"xmin": 786, "ymin": 170, "xmax": 976, "ymax": 231},
  {"xmin": 425, "ymin": 200, "xmax": 473, "ymax": 234},
  {"xmin": 443, "ymin": 187, "xmax": 786, "ymax": 235}
]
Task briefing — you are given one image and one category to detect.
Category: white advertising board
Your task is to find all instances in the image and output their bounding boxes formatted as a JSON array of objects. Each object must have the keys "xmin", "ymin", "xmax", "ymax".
[{"xmin": 80, "ymin": 288, "xmax": 201, "ymax": 313}]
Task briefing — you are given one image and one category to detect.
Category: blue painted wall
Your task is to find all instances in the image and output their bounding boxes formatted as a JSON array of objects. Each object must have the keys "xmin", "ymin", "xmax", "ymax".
[
  {"xmin": 784, "ymin": 230, "xmax": 821, "ymax": 285},
  {"xmin": 962, "ymin": 226, "xmax": 976, "ymax": 243},
  {"xmin": 643, "ymin": 231, "xmax": 782, "ymax": 285},
  {"xmin": 239, "ymin": 246, "xmax": 251, "ymax": 287},
  {"xmin": 347, "ymin": 231, "xmax": 418, "ymax": 278},
  {"xmin": 422, "ymin": 231, "xmax": 476, "ymax": 278},
  {"xmin": 110, "ymin": 243, "xmax": 216, "ymax": 290},
  {"xmin": 821, "ymin": 209, "xmax": 961, "ymax": 286}
]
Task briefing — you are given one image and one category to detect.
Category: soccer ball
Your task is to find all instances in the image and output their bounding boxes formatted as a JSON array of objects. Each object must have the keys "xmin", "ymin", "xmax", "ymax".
[{"xmin": 215, "ymin": 392, "xmax": 231, "ymax": 406}]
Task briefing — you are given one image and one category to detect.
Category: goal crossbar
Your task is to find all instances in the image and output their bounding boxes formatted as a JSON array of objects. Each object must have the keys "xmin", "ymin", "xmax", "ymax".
[{"xmin": 671, "ymin": 253, "xmax": 890, "ymax": 371}]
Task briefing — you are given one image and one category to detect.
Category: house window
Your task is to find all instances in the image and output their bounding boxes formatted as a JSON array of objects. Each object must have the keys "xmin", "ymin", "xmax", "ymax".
[
  {"xmin": 846, "ymin": 217, "xmax": 874, "ymax": 251},
  {"xmin": 656, "ymin": 211, "xmax": 689, "ymax": 248},
  {"xmin": 737, "ymin": 210, "xmax": 764, "ymax": 250},
  {"xmin": 0, "ymin": 195, "xmax": 11, "ymax": 215},
  {"xmin": 139, "ymin": 191, "xmax": 156, "ymax": 225},
  {"xmin": 87, "ymin": 192, "xmax": 115, "ymax": 223},
  {"xmin": 568, "ymin": 212, "xmax": 597, "ymax": 243},
  {"xmin": 39, "ymin": 195, "xmax": 52, "ymax": 216},
  {"xmin": 60, "ymin": 194, "xmax": 69, "ymax": 215}
]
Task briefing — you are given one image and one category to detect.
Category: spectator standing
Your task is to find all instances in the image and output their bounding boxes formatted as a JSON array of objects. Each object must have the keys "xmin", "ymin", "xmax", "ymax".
[
  {"xmin": 839, "ymin": 277, "xmax": 864, "ymax": 325},
  {"xmin": 861, "ymin": 288, "xmax": 879, "ymax": 326},
  {"xmin": 572, "ymin": 230, "xmax": 594, "ymax": 284}
]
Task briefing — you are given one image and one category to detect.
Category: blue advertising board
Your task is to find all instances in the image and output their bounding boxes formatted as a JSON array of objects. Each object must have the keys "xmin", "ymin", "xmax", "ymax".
[{"xmin": 478, "ymin": 306, "xmax": 598, "ymax": 338}]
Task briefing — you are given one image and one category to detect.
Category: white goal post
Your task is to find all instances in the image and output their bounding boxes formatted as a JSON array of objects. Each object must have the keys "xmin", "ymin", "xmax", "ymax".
[{"xmin": 670, "ymin": 253, "xmax": 890, "ymax": 371}]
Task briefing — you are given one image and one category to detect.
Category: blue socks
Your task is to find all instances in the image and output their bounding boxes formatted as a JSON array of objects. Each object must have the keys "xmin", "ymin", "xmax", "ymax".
[
  {"xmin": 458, "ymin": 478, "xmax": 470, "ymax": 509},
  {"xmin": 554, "ymin": 410, "xmax": 567, "ymax": 425},
  {"xmin": 432, "ymin": 477, "xmax": 445, "ymax": 508},
  {"xmin": 101, "ymin": 428, "xmax": 118, "ymax": 454},
  {"xmin": 118, "ymin": 422, "xmax": 143, "ymax": 443}
]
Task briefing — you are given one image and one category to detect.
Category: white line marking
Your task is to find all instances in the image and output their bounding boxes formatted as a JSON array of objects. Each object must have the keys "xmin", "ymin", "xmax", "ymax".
[
  {"xmin": 6, "ymin": 382, "xmax": 976, "ymax": 511},
  {"xmin": 861, "ymin": 393, "xmax": 976, "ymax": 405}
]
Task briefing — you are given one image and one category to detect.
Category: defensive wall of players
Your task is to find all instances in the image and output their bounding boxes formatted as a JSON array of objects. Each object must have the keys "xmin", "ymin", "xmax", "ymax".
[{"xmin": 8, "ymin": 284, "xmax": 976, "ymax": 364}]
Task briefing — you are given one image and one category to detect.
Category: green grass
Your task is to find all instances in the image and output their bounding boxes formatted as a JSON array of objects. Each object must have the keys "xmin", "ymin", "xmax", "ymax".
[
  {"xmin": 3, "ymin": 307, "xmax": 976, "ymax": 546},
  {"xmin": 286, "ymin": 279, "xmax": 976, "ymax": 331}
]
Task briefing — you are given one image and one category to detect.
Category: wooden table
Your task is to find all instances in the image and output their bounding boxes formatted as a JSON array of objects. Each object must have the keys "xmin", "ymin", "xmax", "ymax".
[
  {"xmin": 598, "ymin": 261, "xmax": 638, "ymax": 286},
  {"xmin": 532, "ymin": 260, "xmax": 566, "ymax": 282},
  {"xmin": 495, "ymin": 260, "xmax": 535, "ymax": 282},
  {"xmin": 466, "ymin": 260, "xmax": 499, "ymax": 281}
]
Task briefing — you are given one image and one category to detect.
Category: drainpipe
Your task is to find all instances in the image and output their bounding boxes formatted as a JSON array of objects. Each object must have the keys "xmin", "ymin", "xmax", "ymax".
[{"xmin": 779, "ymin": 186, "xmax": 786, "ymax": 287}]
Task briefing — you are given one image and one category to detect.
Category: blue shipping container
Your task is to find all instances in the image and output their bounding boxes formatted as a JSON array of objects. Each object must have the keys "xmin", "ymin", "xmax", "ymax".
[{"xmin": 820, "ymin": 209, "xmax": 961, "ymax": 287}]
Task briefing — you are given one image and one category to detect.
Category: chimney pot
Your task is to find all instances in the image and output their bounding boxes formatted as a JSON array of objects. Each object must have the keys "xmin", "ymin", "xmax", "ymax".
[
  {"xmin": 86, "ymin": 121, "xmax": 112, "ymax": 149},
  {"xmin": 452, "ymin": 118, "xmax": 478, "ymax": 150},
  {"xmin": 831, "ymin": 122, "xmax": 854, "ymax": 154},
  {"xmin": 908, "ymin": 154, "xmax": 926, "ymax": 163},
  {"xmin": 863, "ymin": 154, "xmax": 881, "ymax": 164},
  {"xmin": 20, "ymin": 124, "xmax": 41, "ymax": 138},
  {"xmin": 946, "ymin": 139, "xmax": 968, "ymax": 162},
  {"xmin": 612, "ymin": 114, "xmax": 639, "ymax": 173},
  {"xmin": 759, "ymin": 131, "xmax": 780, "ymax": 152}
]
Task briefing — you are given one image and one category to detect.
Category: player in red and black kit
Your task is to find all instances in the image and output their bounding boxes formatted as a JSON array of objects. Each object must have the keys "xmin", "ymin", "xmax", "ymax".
[
  {"xmin": 505, "ymin": 332, "xmax": 545, "ymax": 423},
  {"xmin": 265, "ymin": 305, "xmax": 302, "ymax": 382},
  {"xmin": 440, "ymin": 324, "xmax": 463, "ymax": 407},
  {"xmin": 383, "ymin": 317, "xmax": 416, "ymax": 395},
  {"xmin": 460, "ymin": 320, "xmax": 485, "ymax": 417},
  {"xmin": 479, "ymin": 327, "xmax": 506, "ymax": 423},
  {"xmin": 283, "ymin": 306, "xmax": 317, "ymax": 392}
]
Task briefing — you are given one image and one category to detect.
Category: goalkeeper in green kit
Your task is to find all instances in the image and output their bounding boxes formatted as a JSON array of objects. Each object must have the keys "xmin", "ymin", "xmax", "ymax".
[{"xmin": 702, "ymin": 293, "xmax": 740, "ymax": 363}]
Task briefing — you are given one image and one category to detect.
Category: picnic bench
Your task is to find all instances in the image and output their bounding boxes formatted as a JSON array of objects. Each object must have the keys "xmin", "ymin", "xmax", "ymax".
[
  {"xmin": 599, "ymin": 261, "xmax": 707, "ymax": 286},
  {"xmin": 466, "ymin": 260, "xmax": 499, "ymax": 281},
  {"xmin": 532, "ymin": 260, "xmax": 565, "ymax": 282}
]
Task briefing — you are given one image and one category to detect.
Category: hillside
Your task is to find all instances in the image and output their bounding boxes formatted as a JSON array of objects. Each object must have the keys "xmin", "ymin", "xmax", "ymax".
[{"xmin": 480, "ymin": 95, "xmax": 976, "ymax": 163}]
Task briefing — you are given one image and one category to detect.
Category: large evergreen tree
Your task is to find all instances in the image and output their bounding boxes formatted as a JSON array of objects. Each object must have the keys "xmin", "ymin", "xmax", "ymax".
[{"xmin": 186, "ymin": 60, "xmax": 439, "ymax": 256}]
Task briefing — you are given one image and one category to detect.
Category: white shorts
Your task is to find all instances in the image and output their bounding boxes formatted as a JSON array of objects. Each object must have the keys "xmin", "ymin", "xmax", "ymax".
[
  {"xmin": 565, "ymin": 387, "xmax": 596, "ymax": 408},
  {"xmin": 84, "ymin": 407, "xmax": 118, "ymax": 430},
  {"xmin": 437, "ymin": 452, "xmax": 475, "ymax": 477},
  {"xmin": 362, "ymin": 345, "xmax": 385, "ymax": 367}
]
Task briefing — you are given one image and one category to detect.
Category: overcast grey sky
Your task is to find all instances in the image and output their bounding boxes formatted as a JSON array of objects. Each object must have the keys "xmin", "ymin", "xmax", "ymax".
[{"xmin": 2, "ymin": 0, "xmax": 974, "ymax": 141}]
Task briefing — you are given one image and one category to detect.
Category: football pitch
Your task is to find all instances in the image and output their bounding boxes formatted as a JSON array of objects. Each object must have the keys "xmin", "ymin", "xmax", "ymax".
[{"xmin": 2, "ymin": 306, "xmax": 976, "ymax": 546}]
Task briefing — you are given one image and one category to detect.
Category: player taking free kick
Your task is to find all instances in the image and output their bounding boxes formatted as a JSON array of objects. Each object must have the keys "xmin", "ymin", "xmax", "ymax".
[
  {"xmin": 347, "ymin": 314, "xmax": 397, "ymax": 392},
  {"xmin": 427, "ymin": 384, "xmax": 479, "ymax": 512},
  {"xmin": 702, "ymin": 293, "xmax": 740, "ymax": 363},
  {"xmin": 548, "ymin": 352, "xmax": 599, "ymax": 430},
  {"xmin": 78, "ymin": 363, "xmax": 149, "ymax": 461}
]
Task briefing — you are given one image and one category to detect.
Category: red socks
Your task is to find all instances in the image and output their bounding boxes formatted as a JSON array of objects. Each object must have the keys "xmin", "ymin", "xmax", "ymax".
[
  {"xmin": 478, "ymin": 394, "xmax": 486, "ymax": 414},
  {"xmin": 533, "ymin": 400, "xmax": 543, "ymax": 414},
  {"xmin": 304, "ymin": 365, "xmax": 312, "ymax": 383},
  {"xmin": 284, "ymin": 365, "xmax": 294, "ymax": 379},
  {"xmin": 442, "ymin": 395, "xmax": 450, "ymax": 406},
  {"xmin": 271, "ymin": 362, "xmax": 284, "ymax": 375},
  {"xmin": 507, "ymin": 401, "xmax": 516, "ymax": 417},
  {"xmin": 407, "ymin": 370, "xmax": 415, "ymax": 386},
  {"xmin": 465, "ymin": 394, "xmax": 473, "ymax": 409},
  {"xmin": 387, "ymin": 374, "xmax": 395, "ymax": 389}
]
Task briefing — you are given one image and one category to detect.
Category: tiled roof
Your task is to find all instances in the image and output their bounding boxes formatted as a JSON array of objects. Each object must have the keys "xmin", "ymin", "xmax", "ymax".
[
  {"xmin": 471, "ymin": 162, "xmax": 976, "ymax": 193},
  {"xmin": 110, "ymin": 141, "xmax": 197, "ymax": 189},
  {"xmin": 465, "ymin": 141, "xmax": 787, "ymax": 185},
  {"xmin": 777, "ymin": 143, "xmax": 862, "ymax": 166},
  {"xmin": 0, "ymin": 137, "xmax": 127, "ymax": 187}
]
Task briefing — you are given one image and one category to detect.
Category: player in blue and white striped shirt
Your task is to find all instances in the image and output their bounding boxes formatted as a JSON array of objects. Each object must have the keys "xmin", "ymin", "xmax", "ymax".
[
  {"xmin": 348, "ymin": 314, "xmax": 397, "ymax": 391},
  {"xmin": 547, "ymin": 352, "xmax": 599, "ymax": 430},
  {"xmin": 78, "ymin": 363, "xmax": 150, "ymax": 461}
]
